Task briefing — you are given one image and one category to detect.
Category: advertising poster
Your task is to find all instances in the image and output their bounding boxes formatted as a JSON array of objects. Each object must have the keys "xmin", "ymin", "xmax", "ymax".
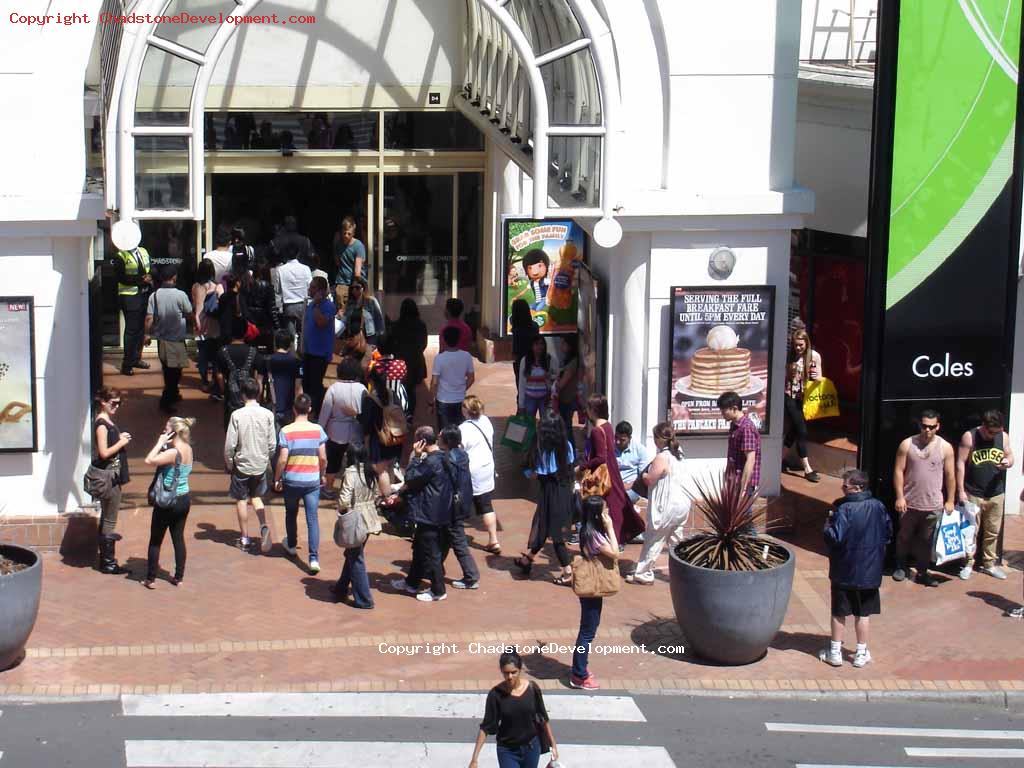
[
  {"xmin": 0, "ymin": 297, "xmax": 38, "ymax": 453},
  {"xmin": 576, "ymin": 261, "xmax": 602, "ymax": 403},
  {"xmin": 668, "ymin": 286, "xmax": 774, "ymax": 435},
  {"xmin": 504, "ymin": 218, "xmax": 585, "ymax": 335}
]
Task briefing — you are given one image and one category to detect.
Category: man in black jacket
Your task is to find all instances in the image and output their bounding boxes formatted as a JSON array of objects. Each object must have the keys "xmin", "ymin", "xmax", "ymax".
[
  {"xmin": 821, "ymin": 469, "xmax": 892, "ymax": 669},
  {"xmin": 390, "ymin": 426, "xmax": 454, "ymax": 602},
  {"xmin": 439, "ymin": 425, "xmax": 480, "ymax": 589}
]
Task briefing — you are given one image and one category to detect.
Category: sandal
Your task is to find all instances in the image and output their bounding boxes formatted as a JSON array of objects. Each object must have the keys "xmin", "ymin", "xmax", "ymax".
[
  {"xmin": 513, "ymin": 554, "xmax": 533, "ymax": 575},
  {"xmin": 552, "ymin": 572, "xmax": 573, "ymax": 586},
  {"xmin": 485, "ymin": 543, "xmax": 502, "ymax": 555}
]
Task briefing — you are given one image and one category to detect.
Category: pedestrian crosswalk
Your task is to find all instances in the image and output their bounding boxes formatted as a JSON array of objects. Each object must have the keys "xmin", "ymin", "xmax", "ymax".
[
  {"xmin": 122, "ymin": 691, "xmax": 647, "ymax": 721},
  {"xmin": 120, "ymin": 691, "xmax": 675, "ymax": 768},
  {"xmin": 125, "ymin": 741, "xmax": 676, "ymax": 767},
  {"xmin": 769, "ymin": 721, "xmax": 1024, "ymax": 767}
]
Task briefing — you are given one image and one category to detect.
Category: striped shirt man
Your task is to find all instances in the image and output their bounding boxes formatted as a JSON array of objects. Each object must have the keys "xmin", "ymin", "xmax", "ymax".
[{"xmin": 277, "ymin": 420, "xmax": 328, "ymax": 488}]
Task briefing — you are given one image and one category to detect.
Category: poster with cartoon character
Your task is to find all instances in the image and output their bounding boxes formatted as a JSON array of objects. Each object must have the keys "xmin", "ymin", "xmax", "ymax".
[
  {"xmin": 0, "ymin": 297, "xmax": 37, "ymax": 452},
  {"xmin": 504, "ymin": 218, "xmax": 586, "ymax": 335}
]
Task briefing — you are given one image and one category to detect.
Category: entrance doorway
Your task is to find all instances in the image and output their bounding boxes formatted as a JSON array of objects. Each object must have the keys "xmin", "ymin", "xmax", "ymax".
[{"xmin": 212, "ymin": 174, "xmax": 369, "ymax": 284}]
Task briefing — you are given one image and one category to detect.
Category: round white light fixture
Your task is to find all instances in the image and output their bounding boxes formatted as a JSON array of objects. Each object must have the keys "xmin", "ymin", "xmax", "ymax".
[
  {"xmin": 708, "ymin": 246, "xmax": 737, "ymax": 280},
  {"xmin": 592, "ymin": 216, "xmax": 623, "ymax": 248},
  {"xmin": 111, "ymin": 220, "xmax": 142, "ymax": 251}
]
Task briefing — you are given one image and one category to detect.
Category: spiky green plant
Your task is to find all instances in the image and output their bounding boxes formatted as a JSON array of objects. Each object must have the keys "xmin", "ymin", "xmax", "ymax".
[{"xmin": 674, "ymin": 471, "xmax": 787, "ymax": 571}]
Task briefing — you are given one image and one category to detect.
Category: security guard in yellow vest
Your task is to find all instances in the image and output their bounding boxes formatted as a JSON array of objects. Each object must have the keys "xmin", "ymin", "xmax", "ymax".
[{"xmin": 113, "ymin": 246, "xmax": 153, "ymax": 375}]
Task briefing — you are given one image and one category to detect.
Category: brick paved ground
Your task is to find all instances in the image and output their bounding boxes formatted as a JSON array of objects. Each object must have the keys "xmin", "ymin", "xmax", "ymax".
[{"xmin": 2, "ymin": 347, "xmax": 1024, "ymax": 696}]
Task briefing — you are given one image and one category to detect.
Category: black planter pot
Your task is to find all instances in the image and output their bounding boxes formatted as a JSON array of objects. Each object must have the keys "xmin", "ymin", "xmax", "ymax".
[
  {"xmin": 668, "ymin": 539, "xmax": 795, "ymax": 665},
  {"xmin": 0, "ymin": 544, "xmax": 42, "ymax": 671}
]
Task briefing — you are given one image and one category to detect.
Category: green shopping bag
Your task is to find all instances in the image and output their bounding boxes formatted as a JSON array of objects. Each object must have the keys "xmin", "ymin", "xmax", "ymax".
[{"xmin": 500, "ymin": 414, "xmax": 536, "ymax": 453}]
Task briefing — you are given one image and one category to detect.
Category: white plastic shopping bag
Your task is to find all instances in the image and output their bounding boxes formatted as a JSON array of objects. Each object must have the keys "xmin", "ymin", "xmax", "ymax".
[
  {"xmin": 932, "ymin": 507, "xmax": 967, "ymax": 565},
  {"xmin": 958, "ymin": 501, "xmax": 979, "ymax": 558}
]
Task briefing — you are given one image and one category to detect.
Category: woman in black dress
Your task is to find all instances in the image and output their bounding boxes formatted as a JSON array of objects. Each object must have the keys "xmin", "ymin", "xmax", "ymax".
[
  {"xmin": 509, "ymin": 298, "xmax": 538, "ymax": 399},
  {"xmin": 469, "ymin": 650, "xmax": 559, "ymax": 768},
  {"xmin": 247, "ymin": 255, "xmax": 279, "ymax": 351},
  {"xmin": 360, "ymin": 365, "xmax": 404, "ymax": 496},
  {"xmin": 380, "ymin": 298, "xmax": 427, "ymax": 418},
  {"xmin": 514, "ymin": 411, "xmax": 576, "ymax": 585}
]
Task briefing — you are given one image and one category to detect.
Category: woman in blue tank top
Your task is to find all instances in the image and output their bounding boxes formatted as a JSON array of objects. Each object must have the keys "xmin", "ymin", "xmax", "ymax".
[{"xmin": 142, "ymin": 416, "xmax": 195, "ymax": 589}]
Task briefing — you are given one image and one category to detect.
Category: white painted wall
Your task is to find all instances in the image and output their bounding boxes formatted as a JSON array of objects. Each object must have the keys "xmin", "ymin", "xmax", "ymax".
[
  {"xmin": 794, "ymin": 77, "xmax": 872, "ymax": 237},
  {"xmin": 1008, "ymin": 281, "xmax": 1024, "ymax": 514},
  {"xmin": 0, "ymin": 0, "xmax": 103, "ymax": 518}
]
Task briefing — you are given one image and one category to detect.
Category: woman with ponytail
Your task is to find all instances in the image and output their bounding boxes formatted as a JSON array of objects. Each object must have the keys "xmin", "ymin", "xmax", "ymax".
[{"xmin": 626, "ymin": 422, "xmax": 689, "ymax": 585}]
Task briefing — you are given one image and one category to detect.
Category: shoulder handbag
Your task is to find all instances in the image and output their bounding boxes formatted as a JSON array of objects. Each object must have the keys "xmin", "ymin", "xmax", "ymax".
[
  {"xmin": 147, "ymin": 449, "xmax": 181, "ymax": 508},
  {"xmin": 83, "ymin": 463, "xmax": 117, "ymax": 499},
  {"xmin": 531, "ymin": 682, "xmax": 552, "ymax": 754},
  {"xmin": 334, "ymin": 506, "xmax": 369, "ymax": 549},
  {"xmin": 571, "ymin": 552, "xmax": 620, "ymax": 598},
  {"xmin": 579, "ymin": 426, "xmax": 612, "ymax": 497}
]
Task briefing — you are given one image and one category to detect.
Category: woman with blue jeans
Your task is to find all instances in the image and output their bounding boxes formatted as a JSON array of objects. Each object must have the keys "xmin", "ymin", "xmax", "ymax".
[
  {"xmin": 331, "ymin": 445, "xmax": 379, "ymax": 609},
  {"xmin": 469, "ymin": 650, "xmax": 559, "ymax": 768},
  {"xmin": 570, "ymin": 495, "xmax": 619, "ymax": 690},
  {"xmin": 517, "ymin": 335, "xmax": 553, "ymax": 422}
]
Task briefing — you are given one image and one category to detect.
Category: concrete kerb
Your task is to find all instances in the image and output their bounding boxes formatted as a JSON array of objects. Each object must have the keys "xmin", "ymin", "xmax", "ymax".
[{"xmin": 0, "ymin": 688, "xmax": 1019, "ymax": 710}]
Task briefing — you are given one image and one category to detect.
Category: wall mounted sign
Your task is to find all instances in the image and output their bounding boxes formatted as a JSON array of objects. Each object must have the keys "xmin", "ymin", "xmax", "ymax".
[
  {"xmin": 668, "ymin": 286, "xmax": 775, "ymax": 435},
  {"xmin": 861, "ymin": 0, "xmax": 1023, "ymax": 489},
  {"xmin": 0, "ymin": 297, "xmax": 38, "ymax": 453},
  {"xmin": 503, "ymin": 218, "xmax": 586, "ymax": 335}
]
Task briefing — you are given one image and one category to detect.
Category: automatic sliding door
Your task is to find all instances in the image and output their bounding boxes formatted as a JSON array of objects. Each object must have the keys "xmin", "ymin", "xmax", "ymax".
[{"xmin": 382, "ymin": 175, "xmax": 453, "ymax": 330}]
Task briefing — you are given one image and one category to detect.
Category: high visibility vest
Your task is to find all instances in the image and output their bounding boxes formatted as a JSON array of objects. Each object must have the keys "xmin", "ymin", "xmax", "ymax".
[{"xmin": 116, "ymin": 247, "xmax": 150, "ymax": 296}]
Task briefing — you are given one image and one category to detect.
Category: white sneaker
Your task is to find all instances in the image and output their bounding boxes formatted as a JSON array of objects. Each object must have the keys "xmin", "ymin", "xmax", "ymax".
[
  {"xmin": 390, "ymin": 577, "xmax": 420, "ymax": 595},
  {"xmin": 416, "ymin": 591, "xmax": 447, "ymax": 602},
  {"xmin": 980, "ymin": 565, "xmax": 1008, "ymax": 580},
  {"xmin": 281, "ymin": 535, "xmax": 297, "ymax": 556},
  {"xmin": 259, "ymin": 525, "xmax": 272, "ymax": 554},
  {"xmin": 959, "ymin": 564, "xmax": 973, "ymax": 580},
  {"xmin": 308, "ymin": 557, "xmax": 320, "ymax": 574},
  {"xmin": 818, "ymin": 647, "xmax": 843, "ymax": 667},
  {"xmin": 852, "ymin": 649, "xmax": 872, "ymax": 668}
]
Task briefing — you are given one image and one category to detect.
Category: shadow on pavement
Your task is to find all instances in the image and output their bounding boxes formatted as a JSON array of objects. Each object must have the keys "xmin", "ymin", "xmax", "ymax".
[{"xmin": 967, "ymin": 589, "xmax": 1019, "ymax": 615}]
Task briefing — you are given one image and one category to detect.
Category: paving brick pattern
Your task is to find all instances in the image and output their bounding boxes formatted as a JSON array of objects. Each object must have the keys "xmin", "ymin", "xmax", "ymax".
[{"xmin": 2, "ymin": 350, "xmax": 1023, "ymax": 695}]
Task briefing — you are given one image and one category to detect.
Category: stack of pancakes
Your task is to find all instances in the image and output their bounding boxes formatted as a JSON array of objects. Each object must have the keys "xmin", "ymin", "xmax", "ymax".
[{"xmin": 690, "ymin": 347, "xmax": 751, "ymax": 394}]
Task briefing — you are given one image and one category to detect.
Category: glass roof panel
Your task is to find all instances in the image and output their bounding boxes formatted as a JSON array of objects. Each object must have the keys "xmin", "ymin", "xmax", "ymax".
[
  {"xmin": 541, "ymin": 48, "xmax": 601, "ymax": 126},
  {"xmin": 154, "ymin": 0, "xmax": 244, "ymax": 55},
  {"xmin": 136, "ymin": 45, "xmax": 198, "ymax": 124}
]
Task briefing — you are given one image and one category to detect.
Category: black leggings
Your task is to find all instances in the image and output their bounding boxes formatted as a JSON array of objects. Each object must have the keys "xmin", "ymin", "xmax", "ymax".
[
  {"xmin": 530, "ymin": 540, "xmax": 572, "ymax": 568},
  {"xmin": 147, "ymin": 494, "xmax": 191, "ymax": 580},
  {"xmin": 783, "ymin": 395, "xmax": 809, "ymax": 459}
]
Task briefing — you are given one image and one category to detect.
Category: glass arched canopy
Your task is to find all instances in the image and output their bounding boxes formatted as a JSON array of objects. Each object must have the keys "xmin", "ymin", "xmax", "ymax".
[{"xmin": 107, "ymin": 0, "xmax": 619, "ymax": 225}]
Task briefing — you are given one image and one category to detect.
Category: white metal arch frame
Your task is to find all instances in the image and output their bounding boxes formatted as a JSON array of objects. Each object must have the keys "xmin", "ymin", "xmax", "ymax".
[{"xmin": 109, "ymin": 0, "xmax": 620, "ymax": 227}]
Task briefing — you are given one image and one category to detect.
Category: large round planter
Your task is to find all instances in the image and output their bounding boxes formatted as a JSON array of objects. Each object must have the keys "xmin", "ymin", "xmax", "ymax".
[
  {"xmin": 0, "ymin": 544, "xmax": 42, "ymax": 671},
  {"xmin": 668, "ymin": 539, "xmax": 794, "ymax": 665}
]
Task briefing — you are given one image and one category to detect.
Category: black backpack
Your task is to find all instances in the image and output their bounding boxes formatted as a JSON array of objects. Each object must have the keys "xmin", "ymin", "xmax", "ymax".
[{"xmin": 222, "ymin": 346, "xmax": 256, "ymax": 412}]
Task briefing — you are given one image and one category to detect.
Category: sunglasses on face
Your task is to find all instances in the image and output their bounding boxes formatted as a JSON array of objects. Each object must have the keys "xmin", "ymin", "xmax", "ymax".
[
  {"xmin": 110, "ymin": 400, "xmax": 122, "ymax": 406},
  {"xmin": 920, "ymin": 423, "xmax": 939, "ymax": 431}
]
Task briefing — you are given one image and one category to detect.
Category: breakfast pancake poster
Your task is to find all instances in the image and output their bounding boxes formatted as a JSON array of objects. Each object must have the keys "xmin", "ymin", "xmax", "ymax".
[{"xmin": 668, "ymin": 286, "xmax": 775, "ymax": 435}]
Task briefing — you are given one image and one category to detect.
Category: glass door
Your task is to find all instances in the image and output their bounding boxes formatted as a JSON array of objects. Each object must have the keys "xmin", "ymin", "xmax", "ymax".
[{"xmin": 381, "ymin": 175, "xmax": 454, "ymax": 331}]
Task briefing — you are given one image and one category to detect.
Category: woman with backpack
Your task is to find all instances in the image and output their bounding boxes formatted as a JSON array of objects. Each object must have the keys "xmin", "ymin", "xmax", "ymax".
[
  {"xmin": 330, "ymin": 445, "xmax": 381, "ymax": 609},
  {"xmin": 569, "ymin": 495, "xmax": 619, "ymax": 689},
  {"xmin": 359, "ymin": 363, "xmax": 407, "ymax": 496},
  {"xmin": 514, "ymin": 411, "xmax": 576, "ymax": 585},
  {"xmin": 517, "ymin": 335, "xmax": 554, "ymax": 423},
  {"xmin": 626, "ymin": 421, "xmax": 690, "ymax": 585},
  {"xmin": 191, "ymin": 258, "xmax": 224, "ymax": 395},
  {"xmin": 380, "ymin": 298, "xmax": 428, "ymax": 418}
]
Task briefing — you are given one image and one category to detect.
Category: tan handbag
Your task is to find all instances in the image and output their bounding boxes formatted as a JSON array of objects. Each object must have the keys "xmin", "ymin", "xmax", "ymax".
[
  {"xmin": 571, "ymin": 553, "xmax": 620, "ymax": 598},
  {"xmin": 580, "ymin": 463, "xmax": 611, "ymax": 498},
  {"xmin": 356, "ymin": 498, "xmax": 382, "ymax": 535}
]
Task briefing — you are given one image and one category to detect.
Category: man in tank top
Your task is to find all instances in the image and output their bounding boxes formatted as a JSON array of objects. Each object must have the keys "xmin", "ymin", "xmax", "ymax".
[
  {"xmin": 892, "ymin": 408, "xmax": 955, "ymax": 586},
  {"xmin": 955, "ymin": 410, "xmax": 1014, "ymax": 581}
]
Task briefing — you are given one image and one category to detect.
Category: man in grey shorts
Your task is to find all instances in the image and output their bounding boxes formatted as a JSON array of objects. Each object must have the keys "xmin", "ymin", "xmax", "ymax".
[{"xmin": 224, "ymin": 377, "xmax": 278, "ymax": 553}]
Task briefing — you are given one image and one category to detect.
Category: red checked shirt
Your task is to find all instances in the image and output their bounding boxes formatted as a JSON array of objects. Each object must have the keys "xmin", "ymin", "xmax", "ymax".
[{"xmin": 727, "ymin": 414, "xmax": 762, "ymax": 492}]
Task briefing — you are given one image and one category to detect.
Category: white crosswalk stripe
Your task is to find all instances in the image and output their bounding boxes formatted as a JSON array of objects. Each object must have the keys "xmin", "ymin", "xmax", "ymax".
[
  {"xmin": 905, "ymin": 747, "xmax": 1024, "ymax": 758},
  {"xmin": 125, "ymin": 740, "xmax": 678, "ymax": 768},
  {"xmin": 796, "ymin": 764, "xmax": 945, "ymax": 768},
  {"xmin": 767, "ymin": 722, "xmax": 1024, "ymax": 740},
  {"xmin": 122, "ymin": 692, "xmax": 646, "ymax": 721}
]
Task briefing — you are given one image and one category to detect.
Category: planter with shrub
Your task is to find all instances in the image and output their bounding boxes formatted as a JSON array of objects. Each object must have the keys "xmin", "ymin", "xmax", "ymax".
[{"xmin": 668, "ymin": 473, "xmax": 794, "ymax": 665}]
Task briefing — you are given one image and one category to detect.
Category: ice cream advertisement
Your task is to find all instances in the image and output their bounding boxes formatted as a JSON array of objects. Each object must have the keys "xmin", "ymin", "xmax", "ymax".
[
  {"xmin": 504, "ymin": 218, "xmax": 585, "ymax": 335},
  {"xmin": 0, "ymin": 297, "xmax": 37, "ymax": 452},
  {"xmin": 668, "ymin": 286, "xmax": 775, "ymax": 435}
]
